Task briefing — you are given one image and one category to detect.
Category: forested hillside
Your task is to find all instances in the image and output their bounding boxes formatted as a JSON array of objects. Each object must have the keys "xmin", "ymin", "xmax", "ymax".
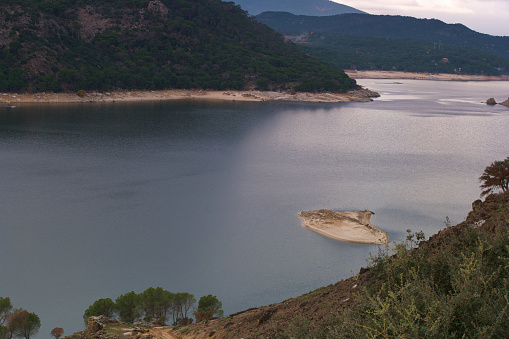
[
  {"xmin": 232, "ymin": 0, "xmax": 364, "ymax": 16},
  {"xmin": 0, "ymin": 0, "xmax": 356, "ymax": 93},
  {"xmin": 299, "ymin": 33, "xmax": 509, "ymax": 75},
  {"xmin": 256, "ymin": 11, "xmax": 509, "ymax": 75},
  {"xmin": 257, "ymin": 12, "xmax": 509, "ymax": 58}
]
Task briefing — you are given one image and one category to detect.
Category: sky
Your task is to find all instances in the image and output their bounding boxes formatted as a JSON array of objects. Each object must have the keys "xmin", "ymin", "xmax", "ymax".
[{"xmin": 335, "ymin": 0, "xmax": 509, "ymax": 36}]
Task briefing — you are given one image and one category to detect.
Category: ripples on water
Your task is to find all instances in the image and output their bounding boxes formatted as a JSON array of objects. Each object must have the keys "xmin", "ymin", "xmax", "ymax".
[{"xmin": 1, "ymin": 80, "xmax": 508, "ymax": 336}]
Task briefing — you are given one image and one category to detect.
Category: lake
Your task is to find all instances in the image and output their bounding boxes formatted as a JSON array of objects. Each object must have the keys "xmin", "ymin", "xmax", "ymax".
[{"xmin": 1, "ymin": 79, "xmax": 508, "ymax": 337}]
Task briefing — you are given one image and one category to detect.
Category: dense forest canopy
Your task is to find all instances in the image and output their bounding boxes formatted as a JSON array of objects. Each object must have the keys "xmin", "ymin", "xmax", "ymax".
[
  {"xmin": 0, "ymin": 0, "xmax": 356, "ymax": 92},
  {"xmin": 298, "ymin": 33, "xmax": 509, "ymax": 75}
]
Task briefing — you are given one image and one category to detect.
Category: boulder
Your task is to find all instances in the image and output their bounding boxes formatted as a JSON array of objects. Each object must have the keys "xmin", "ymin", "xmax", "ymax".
[
  {"xmin": 499, "ymin": 97, "xmax": 509, "ymax": 107},
  {"xmin": 87, "ymin": 315, "xmax": 110, "ymax": 334},
  {"xmin": 87, "ymin": 317, "xmax": 104, "ymax": 334},
  {"xmin": 486, "ymin": 98, "xmax": 497, "ymax": 105},
  {"xmin": 472, "ymin": 199, "xmax": 483, "ymax": 211}
]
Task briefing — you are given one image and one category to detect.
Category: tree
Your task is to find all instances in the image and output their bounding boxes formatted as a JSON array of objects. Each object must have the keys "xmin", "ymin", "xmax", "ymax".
[
  {"xmin": 137, "ymin": 287, "xmax": 172, "ymax": 324},
  {"xmin": 0, "ymin": 298, "xmax": 12, "ymax": 327},
  {"xmin": 0, "ymin": 298, "xmax": 13, "ymax": 339},
  {"xmin": 50, "ymin": 327, "xmax": 64, "ymax": 339},
  {"xmin": 479, "ymin": 157, "xmax": 509, "ymax": 197},
  {"xmin": 0, "ymin": 326, "xmax": 8, "ymax": 339},
  {"xmin": 115, "ymin": 292, "xmax": 140, "ymax": 324},
  {"xmin": 193, "ymin": 295, "xmax": 223, "ymax": 321},
  {"xmin": 83, "ymin": 298, "xmax": 116, "ymax": 324},
  {"xmin": 8, "ymin": 309, "xmax": 40, "ymax": 339},
  {"xmin": 170, "ymin": 293, "xmax": 195, "ymax": 325}
]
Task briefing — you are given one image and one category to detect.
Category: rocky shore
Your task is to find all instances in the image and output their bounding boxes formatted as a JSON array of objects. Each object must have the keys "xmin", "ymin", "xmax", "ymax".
[{"xmin": 0, "ymin": 88, "xmax": 379, "ymax": 105}]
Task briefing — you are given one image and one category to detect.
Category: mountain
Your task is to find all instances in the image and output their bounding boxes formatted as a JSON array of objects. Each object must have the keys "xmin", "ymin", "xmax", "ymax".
[
  {"xmin": 256, "ymin": 12, "xmax": 509, "ymax": 58},
  {"xmin": 0, "ymin": 0, "xmax": 355, "ymax": 93},
  {"xmin": 232, "ymin": 0, "xmax": 365, "ymax": 16}
]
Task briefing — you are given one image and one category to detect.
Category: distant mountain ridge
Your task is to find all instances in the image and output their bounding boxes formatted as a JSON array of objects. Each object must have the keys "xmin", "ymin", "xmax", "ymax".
[
  {"xmin": 233, "ymin": 0, "xmax": 365, "ymax": 16},
  {"xmin": 256, "ymin": 12, "xmax": 509, "ymax": 58}
]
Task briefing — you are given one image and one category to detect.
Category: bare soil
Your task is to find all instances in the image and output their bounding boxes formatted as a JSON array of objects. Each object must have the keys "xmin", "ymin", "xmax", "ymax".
[{"xmin": 346, "ymin": 70, "xmax": 509, "ymax": 81}]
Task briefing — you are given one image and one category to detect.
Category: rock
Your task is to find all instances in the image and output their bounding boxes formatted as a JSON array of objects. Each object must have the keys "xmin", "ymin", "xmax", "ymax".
[
  {"xmin": 472, "ymin": 199, "xmax": 483, "ymax": 210},
  {"xmin": 486, "ymin": 98, "xmax": 497, "ymax": 105},
  {"xmin": 499, "ymin": 97, "xmax": 509, "ymax": 107},
  {"xmin": 147, "ymin": 0, "xmax": 168, "ymax": 17},
  {"xmin": 148, "ymin": 317, "xmax": 165, "ymax": 327},
  {"xmin": 87, "ymin": 315, "xmax": 111, "ymax": 334},
  {"xmin": 87, "ymin": 316, "xmax": 105, "ymax": 334}
]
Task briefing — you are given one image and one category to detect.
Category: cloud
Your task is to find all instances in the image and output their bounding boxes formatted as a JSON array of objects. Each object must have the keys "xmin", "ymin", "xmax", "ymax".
[{"xmin": 335, "ymin": 0, "xmax": 509, "ymax": 35}]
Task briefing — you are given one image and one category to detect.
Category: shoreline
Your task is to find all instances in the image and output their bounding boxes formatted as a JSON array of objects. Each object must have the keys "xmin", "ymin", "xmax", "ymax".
[
  {"xmin": 0, "ymin": 88, "xmax": 378, "ymax": 105},
  {"xmin": 346, "ymin": 70, "xmax": 509, "ymax": 81}
]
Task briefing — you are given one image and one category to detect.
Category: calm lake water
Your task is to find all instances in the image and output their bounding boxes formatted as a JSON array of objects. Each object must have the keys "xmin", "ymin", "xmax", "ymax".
[{"xmin": 1, "ymin": 80, "xmax": 509, "ymax": 337}]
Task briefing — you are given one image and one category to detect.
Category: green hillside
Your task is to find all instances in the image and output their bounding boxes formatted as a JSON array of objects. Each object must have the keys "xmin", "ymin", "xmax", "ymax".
[
  {"xmin": 0, "ymin": 0, "xmax": 356, "ymax": 93},
  {"xmin": 256, "ymin": 12, "xmax": 509, "ymax": 75},
  {"xmin": 256, "ymin": 12, "xmax": 509, "ymax": 57},
  {"xmin": 299, "ymin": 33, "xmax": 509, "ymax": 75}
]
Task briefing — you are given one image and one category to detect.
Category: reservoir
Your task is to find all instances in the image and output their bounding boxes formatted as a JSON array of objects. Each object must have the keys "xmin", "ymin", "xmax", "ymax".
[{"xmin": 1, "ymin": 79, "xmax": 508, "ymax": 336}]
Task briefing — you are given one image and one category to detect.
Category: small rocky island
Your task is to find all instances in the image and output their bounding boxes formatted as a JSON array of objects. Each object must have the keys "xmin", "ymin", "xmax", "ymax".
[{"xmin": 298, "ymin": 210, "xmax": 388, "ymax": 244}]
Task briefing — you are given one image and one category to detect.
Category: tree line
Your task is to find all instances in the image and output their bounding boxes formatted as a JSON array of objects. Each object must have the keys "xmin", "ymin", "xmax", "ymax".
[{"xmin": 84, "ymin": 287, "xmax": 223, "ymax": 326}]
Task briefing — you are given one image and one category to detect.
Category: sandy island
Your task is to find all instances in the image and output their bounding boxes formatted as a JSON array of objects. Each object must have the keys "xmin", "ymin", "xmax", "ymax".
[
  {"xmin": 299, "ymin": 209, "xmax": 388, "ymax": 244},
  {"xmin": 346, "ymin": 70, "xmax": 509, "ymax": 81},
  {"xmin": 0, "ymin": 88, "xmax": 379, "ymax": 104}
]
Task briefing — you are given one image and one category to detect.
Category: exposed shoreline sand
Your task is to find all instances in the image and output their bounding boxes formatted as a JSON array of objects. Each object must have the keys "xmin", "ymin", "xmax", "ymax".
[
  {"xmin": 0, "ymin": 88, "xmax": 378, "ymax": 104},
  {"xmin": 346, "ymin": 70, "xmax": 509, "ymax": 81},
  {"xmin": 298, "ymin": 210, "xmax": 388, "ymax": 245},
  {"xmin": 3, "ymin": 71, "xmax": 506, "ymax": 105}
]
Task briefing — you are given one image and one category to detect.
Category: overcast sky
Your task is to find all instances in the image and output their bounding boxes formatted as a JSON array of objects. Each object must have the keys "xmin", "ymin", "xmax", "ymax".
[{"xmin": 335, "ymin": 0, "xmax": 509, "ymax": 36}]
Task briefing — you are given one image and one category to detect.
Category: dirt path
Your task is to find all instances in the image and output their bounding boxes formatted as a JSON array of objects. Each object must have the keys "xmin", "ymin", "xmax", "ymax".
[{"xmin": 150, "ymin": 327, "xmax": 181, "ymax": 339}]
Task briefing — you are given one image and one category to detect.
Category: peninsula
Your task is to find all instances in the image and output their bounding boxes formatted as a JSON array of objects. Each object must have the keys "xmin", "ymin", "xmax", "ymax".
[{"xmin": 298, "ymin": 209, "xmax": 388, "ymax": 244}]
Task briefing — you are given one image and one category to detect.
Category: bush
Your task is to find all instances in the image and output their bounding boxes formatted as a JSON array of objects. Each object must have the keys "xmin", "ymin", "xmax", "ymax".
[{"xmin": 338, "ymin": 224, "xmax": 509, "ymax": 338}]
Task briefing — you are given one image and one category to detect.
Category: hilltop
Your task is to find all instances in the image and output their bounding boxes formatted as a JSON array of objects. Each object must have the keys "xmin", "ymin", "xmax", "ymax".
[
  {"xmin": 0, "ymin": 0, "xmax": 355, "ymax": 93},
  {"xmin": 232, "ymin": 0, "xmax": 364, "ymax": 16}
]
